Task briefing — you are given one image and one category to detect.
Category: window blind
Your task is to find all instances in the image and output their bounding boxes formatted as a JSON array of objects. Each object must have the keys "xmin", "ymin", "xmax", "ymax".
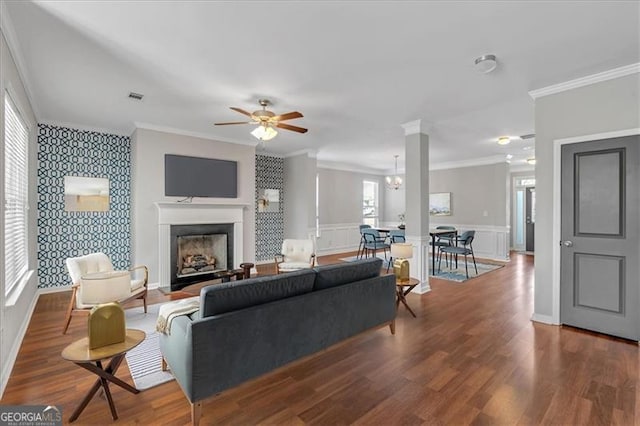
[{"xmin": 4, "ymin": 92, "xmax": 29, "ymax": 295}]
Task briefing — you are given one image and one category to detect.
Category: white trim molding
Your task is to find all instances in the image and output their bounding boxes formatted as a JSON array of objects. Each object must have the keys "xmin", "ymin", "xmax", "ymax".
[
  {"xmin": 0, "ymin": 2, "xmax": 41, "ymax": 120},
  {"xmin": 284, "ymin": 148, "xmax": 317, "ymax": 158},
  {"xmin": 314, "ymin": 223, "xmax": 361, "ymax": 255},
  {"xmin": 430, "ymin": 155, "xmax": 508, "ymax": 171},
  {"xmin": 405, "ymin": 235, "xmax": 431, "ymax": 294},
  {"xmin": 134, "ymin": 122, "xmax": 260, "ymax": 147},
  {"xmin": 430, "ymin": 224, "xmax": 511, "ymax": 261},
  {"xmin": 549, "ymin": 128, "xmax": 640, "ymax": 325},
  {"xmin": 154, "ymin": 202, "xmax": 248, "ymax": 288},
  {"xmin": 530, "ymin": 313, "xmax": 558, "ymax": 325},
  {"xmin": 529, "ymin": 63, "xmax": 640, "ymax": 99},
  {"xmin": 317, "ymin": 160, "xmax": 385, "ymax": 176},
  {"xmin": 401, "ymin": 119, "xmax": 431, "ymax": 136}
]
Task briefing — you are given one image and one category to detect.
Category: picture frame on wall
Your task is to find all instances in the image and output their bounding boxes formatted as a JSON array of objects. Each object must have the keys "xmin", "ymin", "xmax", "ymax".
[{"xmin": 429, "ymin": 192, "xmax": 451, "ymax": 216}]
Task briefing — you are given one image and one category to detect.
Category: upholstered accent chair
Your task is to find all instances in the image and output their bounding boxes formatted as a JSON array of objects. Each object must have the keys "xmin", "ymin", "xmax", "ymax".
[
  {"xmin": 62, "ymin": 252, "xmax": 148, "ymax": 334},
  {"xmin": 275, "ymin": 239, "xmax": 316, "ymax": 274}
]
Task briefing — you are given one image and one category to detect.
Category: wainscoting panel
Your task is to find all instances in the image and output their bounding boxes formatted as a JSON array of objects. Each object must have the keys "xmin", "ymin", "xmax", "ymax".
[
  {"xmin": 380, "ymin": 222, "xmax": 510, "ymax": 261},
  {"xmin": 314, "ymin": 223, "xmax": 361, "ymax": 255},
  {"xmin": 37, "ymin": 124, "xmax": 131, "ymax": 288}
]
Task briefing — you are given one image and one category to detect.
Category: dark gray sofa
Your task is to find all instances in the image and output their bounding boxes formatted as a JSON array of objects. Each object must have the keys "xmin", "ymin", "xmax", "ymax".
[{"xmin": 159, "ymin": 258, "xmax": 396, "ymax": 425}]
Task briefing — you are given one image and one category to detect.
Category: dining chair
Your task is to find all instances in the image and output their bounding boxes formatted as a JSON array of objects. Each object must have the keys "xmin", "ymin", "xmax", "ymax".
[
  {"xmin": 362, "ymin": 228, "xmax": 390, "ymax": 260},
  {"xmin": 357, "ymin": 224, "xmax": 372, "ymax": 259},
  {"xmin": 434, "ymin": 225, "xmax": 456, "ymax": 266},
  {"xmin": 438, "ymin": 230, "xmax": 477, "ymax": 279},
  {"xmin": 387, "ymin": 229, "xmax": 406, "ymax": 272}
]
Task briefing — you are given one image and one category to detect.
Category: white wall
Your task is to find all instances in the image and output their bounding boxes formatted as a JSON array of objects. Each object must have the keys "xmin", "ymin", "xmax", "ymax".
[
  {"xmin": 283, "ymin": 153, "xmax": 317, "ymax": 239},
  {"xmin": 0, "ymin": 30, "xmax": 39, "ymax": 396},
  {"xmin": 131, "ymin": 128, "xmax": 256, "ymax": 283},
  {"xmin": 314, "ymin": 167, "xmax": 385, "ymax": 254},
  {"xmin": 533, "ymin": 73, "xmax": 640, "ymax": 320}
]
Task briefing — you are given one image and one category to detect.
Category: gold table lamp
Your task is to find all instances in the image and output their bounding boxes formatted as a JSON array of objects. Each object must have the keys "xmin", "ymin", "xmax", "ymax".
[{"xmin": 391, "ymin": 243, "xmax": 413, "ymax": 282}]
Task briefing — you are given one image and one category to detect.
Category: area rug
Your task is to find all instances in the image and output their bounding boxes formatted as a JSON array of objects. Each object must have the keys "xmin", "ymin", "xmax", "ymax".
[
  {"xmin": 124, "ymin": 304, "xmax": 175, "ymax": 390},
  {"xmin": 339, "ymin": 253, "xmax": 503, "ymax": 282}
]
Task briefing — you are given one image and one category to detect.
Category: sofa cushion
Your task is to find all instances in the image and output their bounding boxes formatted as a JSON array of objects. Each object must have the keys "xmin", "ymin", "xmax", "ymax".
[
  {"xmin": 313, "ymin": 258, "xmax": 382, "ymax": 291},
  {"xmin": 200, "ymin": 269, "xmax": 316, "ymax": 318}
]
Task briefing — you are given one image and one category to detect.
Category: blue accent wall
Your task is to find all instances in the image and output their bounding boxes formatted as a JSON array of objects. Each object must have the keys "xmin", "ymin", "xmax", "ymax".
[{"xmin": 37, "ymin": 124, "xmax": 131, "ymax": 288}]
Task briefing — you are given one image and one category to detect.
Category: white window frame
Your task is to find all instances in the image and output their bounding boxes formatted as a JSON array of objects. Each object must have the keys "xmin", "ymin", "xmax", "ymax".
[
  {"xmin": 362, "ymin": 180, "xmax": 379, "ymax": 227},
  {"xmin": 4, "ymin": 90, "xmax": 30, "ymax": 297}
]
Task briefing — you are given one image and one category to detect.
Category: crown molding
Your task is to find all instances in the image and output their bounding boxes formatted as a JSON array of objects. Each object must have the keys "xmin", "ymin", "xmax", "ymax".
[
  {"xmin": 255, "ymin": 151, "xmax": 285, "ymax": 158},
  {"xmin": 134, "ymin": 122, "xmax": 260, "ymax": 147},
  {"xmin": 508, "ymin": 163, "xmax": 535, "ymax": 173},
  {"xmin": 284, "ymin": 148, "xmax": 317, "ymax": 158},
  {"xmin": 401, "ymin": 119, "xmax": 431, "ymax": 135},
  {"xmin": 430, "ymin": 155, "xmax": 507, "ymax": 171},
  {"xmin": 529, "ymin": 63, "xmax": 640, "ymax": 99},
  {"xmin": 39, "ymin": 119, "xmax": 131, "ymax": 137},
  {"xmin": 317, "ymin": 160, "xmax": 385, "ymax": 175},
  {"xmin": 0, "ymin": 3, "xmax": 41, "ymax": 120}
]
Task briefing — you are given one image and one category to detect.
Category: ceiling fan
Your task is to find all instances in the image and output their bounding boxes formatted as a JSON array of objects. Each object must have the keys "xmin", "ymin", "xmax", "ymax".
[{"xmin": 214, "ymin": 99, "xmax": 308, "ymax": 141}]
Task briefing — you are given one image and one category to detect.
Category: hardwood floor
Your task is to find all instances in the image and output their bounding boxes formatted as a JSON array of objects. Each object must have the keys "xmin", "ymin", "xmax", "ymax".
[{"xmin": 2, "ymin": 252, "xmax": 638, "ymax": 425}]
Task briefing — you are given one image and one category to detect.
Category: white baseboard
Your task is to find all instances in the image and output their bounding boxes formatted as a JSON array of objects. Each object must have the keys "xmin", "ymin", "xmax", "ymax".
[
  {"xmin": 530, "ymin": 313, "xmax": 559, "ymax": 325},
  {"xmin": 38, "ymin": 285, "xmax": 72, "ymax": 294},
  {"xmin": 0, "ymin": 290, "xmax": 39, "ymax": 398}
]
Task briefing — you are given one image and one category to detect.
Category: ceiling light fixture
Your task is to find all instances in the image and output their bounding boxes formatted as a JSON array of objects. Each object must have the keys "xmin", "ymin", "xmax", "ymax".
[
  {"xmin": 526, "ymin": 157, "xmax": 537, "ymax": 165},
  {"xmin": 475, "ymin": 54, "xmax": 497, "ymax": 74},
  {"xmin": 251, "ymin": 123, "xmax": 278, "ymax": 141},
  {"xmin": 497, "ymin": 136, "xmax": 511, "ymax": 145},
  {"xmin": 386, "ymin": 155, "xmax": 403, "ymax": 190}
]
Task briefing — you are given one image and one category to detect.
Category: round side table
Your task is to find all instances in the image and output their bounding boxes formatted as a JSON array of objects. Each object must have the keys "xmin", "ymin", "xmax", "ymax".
[
  {"xmin": 395, "ymin": 277, "xmax": 420, "ymax": 318},
  {"xmin": 62, "ymin": 329, "xmax": 145, "ymax": 422}
]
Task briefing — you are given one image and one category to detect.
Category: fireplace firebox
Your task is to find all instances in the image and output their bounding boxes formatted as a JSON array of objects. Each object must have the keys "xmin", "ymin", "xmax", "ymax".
[{"xmin": 170, "ymin": 223, "xmax": 234, "ymax": 291}]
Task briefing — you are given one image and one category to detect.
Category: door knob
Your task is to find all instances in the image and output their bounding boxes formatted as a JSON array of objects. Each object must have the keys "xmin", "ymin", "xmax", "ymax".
[{"xmin": 563, "ymin": 240, "xmax": 573, "ymax": 247}]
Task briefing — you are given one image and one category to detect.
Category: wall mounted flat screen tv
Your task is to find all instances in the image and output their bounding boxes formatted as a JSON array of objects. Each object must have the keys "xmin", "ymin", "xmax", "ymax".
[{"xmin": 165, "ymin": 154, "xmax": 237, "ymax": 198}]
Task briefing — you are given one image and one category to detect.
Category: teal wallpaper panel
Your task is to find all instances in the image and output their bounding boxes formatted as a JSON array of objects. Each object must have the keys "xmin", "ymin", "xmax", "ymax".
[{"xmin": 37, "ymin": 124, "xmax": 131, "ymax": 288}]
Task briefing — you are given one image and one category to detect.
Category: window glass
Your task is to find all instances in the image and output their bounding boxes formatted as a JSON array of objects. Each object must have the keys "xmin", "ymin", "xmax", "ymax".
[
  {"xmin": 4, "ymin": 92, "xmax": 29, "ymax": 295},
  {"xmin": 363, "ymin": 180, "xmax": 378, "ymax": 227}
]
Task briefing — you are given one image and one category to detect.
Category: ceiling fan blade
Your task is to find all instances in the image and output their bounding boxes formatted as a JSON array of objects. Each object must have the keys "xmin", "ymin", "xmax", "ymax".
[
  {"xmin": 214, "ymin": 121, "xmax": 252, "ymax": 125},
  {"xmin": 271, "ymin": 111, "xmax": 303, "ymax": 122},
  {"xmin": 276, "ymin": 122, "xmax": 308, "ymax": 133},
  {"xmin": 229, "ymin": 107, "xmax": 254, "ymax": 118}
]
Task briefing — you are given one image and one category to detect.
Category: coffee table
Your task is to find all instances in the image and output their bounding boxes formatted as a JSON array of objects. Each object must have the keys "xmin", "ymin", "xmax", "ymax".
[
  {"xmin": 395, "ymin": 277, "xmax": 420, "ymax": 318},
  {"xmin": 62, "ymin": 329, "xmax": 145, "ymax": 422}
]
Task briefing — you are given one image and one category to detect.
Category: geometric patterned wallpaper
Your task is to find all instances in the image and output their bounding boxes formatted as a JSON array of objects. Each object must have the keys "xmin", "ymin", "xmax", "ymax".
[
  {"xmin": 255, "ymin": 154, "xmax": 284, "ymax": 261},
  {"xmin": 37, "ymin": 124, "xmax": 131, "ymax": 288}
]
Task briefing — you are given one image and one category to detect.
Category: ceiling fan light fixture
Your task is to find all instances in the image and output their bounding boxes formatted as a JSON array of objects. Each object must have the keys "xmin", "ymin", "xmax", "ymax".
[
  {"xmin": 475, "ymin": 54, "xmax": 497, "ymax": 74},
  {"xmin": 251, "ymin": 124, "xmax": 278, "ymax": 141},
  {"xmin": 386, "ymin": 155, "xmax": 403, "ymax": 190}
]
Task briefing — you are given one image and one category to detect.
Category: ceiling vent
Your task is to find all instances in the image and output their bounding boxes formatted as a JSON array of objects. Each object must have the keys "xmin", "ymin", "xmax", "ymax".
[
  {"xmin": 520, "ymin": 133, "xmax": 535, "ymax": 140},
  {"xmin": 128, "ymin": 92, "xmax": 144, "ymax": 100}
]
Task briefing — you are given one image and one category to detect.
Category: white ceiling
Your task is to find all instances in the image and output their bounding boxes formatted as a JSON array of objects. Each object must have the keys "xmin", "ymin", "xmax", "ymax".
[{"xmin": 4, "ymin": 1, "xmax": 639, "ymax": 172}]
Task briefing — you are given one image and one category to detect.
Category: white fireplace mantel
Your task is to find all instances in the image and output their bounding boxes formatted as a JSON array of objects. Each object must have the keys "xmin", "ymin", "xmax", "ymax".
[{"xmin": 154, "ymin": 202, "xmax": 249, "ymax": 288}]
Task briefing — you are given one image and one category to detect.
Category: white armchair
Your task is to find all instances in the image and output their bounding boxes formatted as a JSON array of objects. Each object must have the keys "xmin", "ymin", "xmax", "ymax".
[
  {"xmin": 275, "ymin": 239, "xmax": 316, "ymax": 274},
  {"xmin": 62, "ymin": 252, "xmax": 148, "ymax": 334}
]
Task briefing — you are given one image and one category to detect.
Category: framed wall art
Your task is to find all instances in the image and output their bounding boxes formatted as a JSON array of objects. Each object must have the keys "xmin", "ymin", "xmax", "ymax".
[{"xmin": 429, "ymin": 192, "xmax": 451, "ymax": 216}]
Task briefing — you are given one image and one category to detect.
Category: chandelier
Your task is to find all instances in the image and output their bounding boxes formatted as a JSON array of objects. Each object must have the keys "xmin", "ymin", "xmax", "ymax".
[{"xmin": 385, "ymin": 155, "xmax": 403, "ymax": 190}]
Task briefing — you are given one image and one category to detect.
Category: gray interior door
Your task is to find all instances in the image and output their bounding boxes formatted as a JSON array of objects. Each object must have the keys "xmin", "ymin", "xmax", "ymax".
[
  {"xmin": 560, "ymin": 135, "xmax": 640, "ymax": 340},
  {"xmin": 525, "ymin": 187, "xmax": 535, "ymax": 252}
]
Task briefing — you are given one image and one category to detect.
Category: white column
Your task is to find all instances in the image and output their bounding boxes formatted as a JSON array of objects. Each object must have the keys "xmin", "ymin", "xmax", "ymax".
[{"xmin": 401, "ymin": 120, "xmax": 430, "ymax": 293}]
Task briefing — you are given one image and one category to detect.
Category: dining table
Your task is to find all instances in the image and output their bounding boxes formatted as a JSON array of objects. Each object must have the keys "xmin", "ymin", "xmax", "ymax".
[{"xmin": 429, "ymin": 228, "xmax": 458, "ymax": 274}]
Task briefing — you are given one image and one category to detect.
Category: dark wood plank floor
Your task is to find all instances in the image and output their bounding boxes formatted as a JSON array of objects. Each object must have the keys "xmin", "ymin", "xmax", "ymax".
[{"xmin": 2, "ymin": 252, "xmax": 638, "ymax": 425}]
